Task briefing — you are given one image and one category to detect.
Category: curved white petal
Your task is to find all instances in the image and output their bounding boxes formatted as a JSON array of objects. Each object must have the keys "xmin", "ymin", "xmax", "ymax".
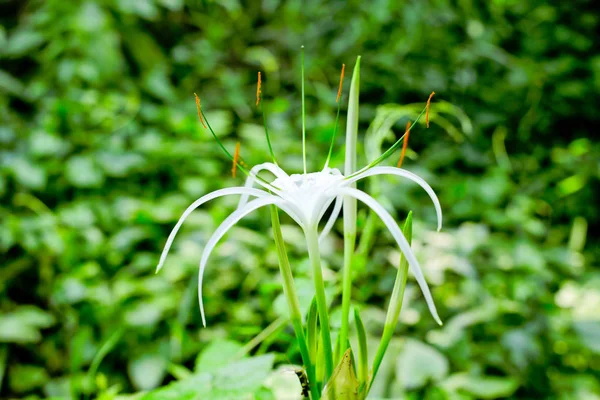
[
  {"xmin": 345, "ymin": 166, "xmax": 443, "ymax": 231},
  {"xmin": 277, "ymin": 203, "xmax": 306, "ymax": 230},
  {"xmin": 238, "ymin": 163, "xmax": 289, "ymax": 209},
  {"xmin": 319, "ymin": 195, "xmax": 342, "ymax": 243},
  {"xmin": 198, "ymin": 196, "xmax": 282, "ymax": 326},
  {"xmin": 333, "ymin": 187, "xmax": 442, "ymax": 325},
  {"xmin": 155, "ymin": 187, "xmax": 272, "ymax": 273}
]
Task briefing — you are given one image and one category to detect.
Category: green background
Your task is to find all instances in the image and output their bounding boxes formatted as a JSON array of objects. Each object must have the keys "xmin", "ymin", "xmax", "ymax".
[{"xmin": 1, "ymin": 0, "xmax": 598, "ymax": 398}]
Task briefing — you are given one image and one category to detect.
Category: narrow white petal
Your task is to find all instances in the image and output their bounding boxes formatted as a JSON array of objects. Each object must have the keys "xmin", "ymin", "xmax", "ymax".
[
  {"xmin": 319, "ymin": 195, "xmax": 343, "ymax": 243},
  {"xmin": 238, "ymin": 163, "xmax": 289, "ymax": 209},
  {"xmin": 333, "ymin": 187, "xmax": 442, "ymax": 325},
  {"xmin": 345, "ymin": 166, "xmax": 443, "ymax": 231},
  {"xmin": 198, "ymin": 196, "xmax": 281, "ymax": 326},
  {"xmin": 156, "ymin": 187, "xmax": 271, "ymax": 273},
  {"xmin": 276, "ymin": 204, "xmax": 306, "ymax": 230}
]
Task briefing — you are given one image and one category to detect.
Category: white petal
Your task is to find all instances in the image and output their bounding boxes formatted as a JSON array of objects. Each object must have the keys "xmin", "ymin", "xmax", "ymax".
[
  {"xmin": 319, "ymin": 195, "xmax": 342, "ymax": 243},
  {"xmin": 238, "ymin": 163, "xmax": 289, "ymax": 209},
  {"xmin": 333, "ymin": 187, "xmax": 442, "ymax": 325},
  {"xmin": 155, "ymin": 187, "xmax": 272, "ymax": 273},
  {"xmin": 276, "ymin": 203, "xmax": 306, "ymax": 230},
  {"xmin": 198, "ymin": 196, "xmax": 281, "ymax": 326},
  {"xmin": 345, "ymin": 166, "xmax": 443, "ymax": 231}
]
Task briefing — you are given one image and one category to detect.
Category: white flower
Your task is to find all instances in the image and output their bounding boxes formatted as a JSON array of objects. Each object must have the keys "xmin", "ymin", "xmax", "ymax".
[{"xmin": 156, "ymin": 161, "xmax": 443, "ymax": 326}]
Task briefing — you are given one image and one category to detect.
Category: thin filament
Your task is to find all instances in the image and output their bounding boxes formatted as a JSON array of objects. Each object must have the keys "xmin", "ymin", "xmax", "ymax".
[
  {"xmin": 336, "ymin": 64, "xmax": 346, "ymax": 103},
  {"xmin": 426, "ymin": 91, "xmax": 435, "ymax": 128},
  {"xmin": 397, "ymin": 121, "xmax": 411, "ymax": 168},
  {"xmin": 193, "ymin": 94, "xmax": 278, "ymax": 191},
  {"xmin": 194, "ymin": 93, "xmax": 207, "ymax": 129},
  {"xmin": 325, "ymin": 63, "xmax": 346, "ymax": 168},
  {"xmin": 257, "ymin": 71, "xmax": 277, "ymax": 165},
  {"xmin": 301, "ymin": 46, "xmax": 307, "ymax": 174},
  {"xmin": 232, "ymin": 142, "xmax": 241, "ymax": 178},
  {"xmin": 256, "ymin": 71, "xmax": 262, "ymax": 106}
]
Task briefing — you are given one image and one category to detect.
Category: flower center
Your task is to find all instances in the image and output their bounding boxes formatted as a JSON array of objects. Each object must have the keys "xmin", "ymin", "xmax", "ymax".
[{"xmin": 272, "ymin": 168, "xmax": 344, "ymax": 223}]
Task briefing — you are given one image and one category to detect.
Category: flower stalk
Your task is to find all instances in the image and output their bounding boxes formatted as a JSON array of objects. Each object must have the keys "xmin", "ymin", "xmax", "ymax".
[
  {"xmin": 270, "ymin": 206, "xmax": 318, "ymax": 399},
  {"xmin": 306, "ymin": 225, "xmax": 334, "ymax": 382}
]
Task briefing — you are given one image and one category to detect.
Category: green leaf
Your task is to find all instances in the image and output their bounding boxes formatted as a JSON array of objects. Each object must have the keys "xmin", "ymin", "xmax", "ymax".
[
  {"xmin": 143, "ymin": 355, "xmax": 274, "ymax": 400},
  {"xmin": 574, "ymin": 321, "xmax": 600, "ymax": 353},
  {"xmin": 353, "ymin": 308, "xmax": 368, "ymax": 389},
  {"xmin": 370, "ymin": 212, "xmax": 412, "ymax": 387},
  {"xmin": 0, "ymin": 306, "xmax": 55, "ymax": 344},
  {"xmin": 9, "ymin": 364, "xmax": 49, "ymax": 393},
  {"xmin": 339, "ymin": 57, "xmax": 360, "ymax": 363},
  {"xmin": 65, "ymin": 155, "xmax": 104, "ymax": 188},
  {"xmin": 306, "ymin": 296, "xmax": 318, "ymax": 362},
  {"xmin": 444, "ymin": 373, "xmax": 520, "ymax": 399},
  {"xmin": 9, "ymin": 156, "xmax": 47, "ymax": 190},
  {"xmin": 0, "ymin": 70, "xmax": 25, "ymax": 96},
  {"xmin": 0, "ymin": 345, "xmax": 7, "ymax": 392},
  {"xmin": 87, "ymin": 327, "xmax": 125, "ymax": 389},
  {"xmin": 396, "ymin": 339, "xmax": 448, "ymax": 390},
  {"xmin": 4, "ymin": 29, "xmax": 44, "ymax": 56},
  {"xmin": 322, "ymin": 349, "xmax": 359, "ymax": 400},
  {"xmin": 128, "ymin": 352, "xmax": 168, "ymax": 390},
  {"xmin": 138, "ymin": 372, "xmax": 212, "ymax": 400},
  {"xmin": 212, "ymin": 354, "xmax": 275, "ymax": 394},
  {"xmin": 195, "ymin": 339, "xmax": 243, "ymax": 373}
]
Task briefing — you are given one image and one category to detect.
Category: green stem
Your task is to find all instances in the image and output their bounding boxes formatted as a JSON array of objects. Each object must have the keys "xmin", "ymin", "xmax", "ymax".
[
  {"xmin": 305, "ymin": 225, "xmax": 334, "ymax": 382},
  {"xmin": 270, "ymin": 206, "xmax": 319, "ymax": 400},
  {"xmin": 338, "ymin": 232, "xmax": 355, "ymax": 360}
]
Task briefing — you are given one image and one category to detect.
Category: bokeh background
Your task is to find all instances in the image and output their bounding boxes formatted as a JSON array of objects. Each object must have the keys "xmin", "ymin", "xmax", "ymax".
[{"xmin": 1, "ymin": 0, "xmax": 599, "ymax": 399}]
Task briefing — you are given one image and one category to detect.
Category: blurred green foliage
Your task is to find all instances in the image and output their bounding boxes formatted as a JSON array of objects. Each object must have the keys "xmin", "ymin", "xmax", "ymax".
[{"xmin": 1, "ymin": 0, "xmax": 599, "ymax": 398}]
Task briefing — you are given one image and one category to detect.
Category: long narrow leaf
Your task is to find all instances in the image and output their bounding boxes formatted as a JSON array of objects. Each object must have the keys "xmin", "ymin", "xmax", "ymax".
[
  {"xmin": 339, "ymin": 55, "xmax": 361, "ymax": 360},
  {"xmin": 354, "ymin": 308, "xmax": 368, "ymax": 390},
  {"xmin": 369, "ymin": 212, "xmax": 412, "ymax": 391},
  {"xmin": 307, "ymin": 296, "xmax": 318, "ymax": 362}
]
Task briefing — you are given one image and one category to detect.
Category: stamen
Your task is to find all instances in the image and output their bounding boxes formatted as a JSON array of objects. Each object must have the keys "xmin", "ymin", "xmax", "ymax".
[
  {"xmin": 194, "ymin": 93, "xmax": 207, "ymax": 129},
  {"xmin": 232, "ymin": 142, "xmax": 241, "ymax": 178},
  {"xmin": 426, "ymin": 91, "xmax": 435, "ymax": 128},
  {"xmin": 324, "ymin": 63, "xmax": 346, "ymax": 169},
  {"xmin": 301, "ymin": 45, "xmax": 307, "ymax": 174},
  {"xmin": 256, "ymin": 72, "xmax": 262, "ymax": 106},
  {"xmin": 257, "ymin": 71, "xmax": 277, "ymax": 165},
  {"xmin": 336, "ymin": 64, "xmax": 346, "ymax": 103},
  {"xmin": 397, "ymin": 121, "xmax": 412, "ymax": 168}
]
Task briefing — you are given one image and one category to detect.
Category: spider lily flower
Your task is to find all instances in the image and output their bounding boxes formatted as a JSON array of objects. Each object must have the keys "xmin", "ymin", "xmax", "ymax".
[
  {"xmin": 155, "ymin": 59, "xmax": 443, "ymax": 328},
  {"xmin": 156, "ymin": 159, "xmax": 443, "ymax": 327}
]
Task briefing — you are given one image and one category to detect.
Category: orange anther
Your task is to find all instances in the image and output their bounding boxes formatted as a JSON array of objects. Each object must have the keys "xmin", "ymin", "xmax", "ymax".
[
  {"xmin": 256, "ymin": 72, "xmax": 262, "ymax": 107},
  {"xmin": 397, "ymin": 121, "xmax": 412, "ymax": 168},
  {"xmin": 194, "ymin": 93, "xmax": 207, "ymax": 129},
  {"xmin": 336, "ymin": 64, "xmax": 346, "ymax": 103},
  {"xmin": 232, "ymin": 142, "xmax": 241, "ymax": 178},
  {"xmin": 426, "ymin": 91, "xmax": 435, "ymax": 128}
]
